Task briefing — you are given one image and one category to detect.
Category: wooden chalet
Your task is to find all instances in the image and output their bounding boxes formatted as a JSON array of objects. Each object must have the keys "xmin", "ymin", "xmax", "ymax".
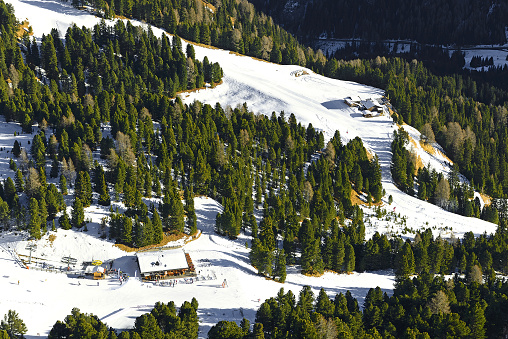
[
  {"xmin": 344, "ymin": 96, "xmax": 362, "ymax": 107},
  {"xmin": 136, "ymin": 248, "xmax": 196, "ymax": 281}
]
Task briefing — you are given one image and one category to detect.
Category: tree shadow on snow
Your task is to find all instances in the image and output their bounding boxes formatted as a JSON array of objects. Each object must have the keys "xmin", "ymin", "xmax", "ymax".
[
  {"xmin": 21, "ymin": 0, "xmax": 91, "ymax": 18},
  {"xmin": 321, "ymin": 100, "xmax": 348, "ymax": 110},
  {"xmin": 197, "ymin": 307, "xmax": 257, "ymax": 339}
]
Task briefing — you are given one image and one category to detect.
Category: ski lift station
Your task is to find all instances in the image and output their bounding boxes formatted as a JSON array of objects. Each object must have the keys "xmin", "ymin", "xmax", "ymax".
[{"xmin": 136, "ymin": 248, "xmax": 196, "ymax": 281}]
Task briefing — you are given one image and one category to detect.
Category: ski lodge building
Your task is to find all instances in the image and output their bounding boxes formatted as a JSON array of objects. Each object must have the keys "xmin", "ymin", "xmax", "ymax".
[
  {"xmin": 136, "ymin": 248, "xmax": 196, "ymax": 281},
  {"xmin": 344, "ymin": 96, "xmax": 386, "ymax": 117}
]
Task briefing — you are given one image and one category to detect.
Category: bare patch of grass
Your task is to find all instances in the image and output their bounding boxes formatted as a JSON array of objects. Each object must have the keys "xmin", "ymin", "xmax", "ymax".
[
  {"xmin": 197, "ymin": 0, "xmax": 216, "ymax": 13},
  {"xmin": 419, "ymin": 140, "xmax": 436, "ymax": 155},
  {"xmin": 302, "ymin": 271, "xmax": 325, "ymax": 277},
  {"xmin": 479, "ymin": 193, "xmax": 492, "ymax": 206},
  {"xmin": 436, "ymin": 149, "xmax": 453, "ymax": 164},
  {"xmin": 48, "ymin": 234, "xmax": 57, "ymax": 247},
  {"xmin": 16, "ymin": 20, "xmax": 32, "ymax": 39},
  {"xmin": 228, "ymin": 50, "xmax": 272, "ymax": 63},
  {"xmin": 350, "ymin": 190, "xmax": 383, "ymax": 207},
  {"xmin": 365, "ymin": 148, "xmax": 374, "ymax": 161},
  {"xmin": 115, "ymin": 231, "xmax": 187, "ymax": 252}
]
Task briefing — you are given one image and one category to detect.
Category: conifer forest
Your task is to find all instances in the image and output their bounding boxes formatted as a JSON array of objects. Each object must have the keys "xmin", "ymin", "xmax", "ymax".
[{"xmin": 0, "ymin": 0, "xmax": 507, "ymax": 336}]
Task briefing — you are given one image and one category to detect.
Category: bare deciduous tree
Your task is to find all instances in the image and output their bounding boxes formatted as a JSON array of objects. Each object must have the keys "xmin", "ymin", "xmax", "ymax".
[
  {"xmin": 62, "ymin": 157, "xmax": 76, "ymax": 184},
  {"xmin": 48, "ymin": 134, "xmax": 58, "ymax": 155},
  {"xmin": 25, "ymin": 167, "xmax": 41, "ymax": 198},
  {"xmin": 260, "ymin": 36, "xmax": 273, "ymax": 60},
  {"xmin": 116, "ymin": 132, "xmax": 136, "ymax": 165},
  {"xmin": 107, "ymin": 149, "xmax": 119, "ymax": 169},
  {"xmin": 468, "ymin": 265, "xmax": 483, "ymax": 284},
  {"xmin": 83, "ymin": 94, "xmax": 94, "ymax": 107},
  {"xmin": 316, "ymin": 314, "xmax": 338, "ymax": 339},
  {"xmin": 324, "ymin": 141, "xmax": 336, "ymax": 165},
  {"xmin": 139, "ymin": 107, "xmax": 151, "ymax": 120},
  {"xmin": 18, "ymin": 149, "xmax": 29, "ymax": 173},
  {"xmin": 238, "ymin": 129, "xmax": 250, "ymax": 150},
  {"xmin": 420, "ymin": 123, "xmax": 435, "ymax": 143},
  {"xmin": 8, "ymin": 64, "xmax": 19, "ymax": 89},
  {"xmin": 81, "ymin": 144, "xmax": 93, "ymax": 171},
  {"xmin": 427, "ymin": 290, "xmax": 451, "ymax": 314},
  {"xmin": 187, "ymin": 57, "xmax": 196, "ymax": 86},
  {"xmin": 303, "ymin": 181, "xmax": 314, "ymax": 202},
  {"xmin": 434, "ymin": 177, "xmax": 450, "ymax": 209},
  {"xmin": 442, "ymin": 122, "xmax": 476, "ymax": 159},
  {"xmin": 62, "ymin": 112, "xmax": 75, "ymax": 127}
]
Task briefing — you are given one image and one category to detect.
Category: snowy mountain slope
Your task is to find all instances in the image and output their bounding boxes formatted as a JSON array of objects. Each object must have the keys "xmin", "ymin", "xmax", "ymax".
[
  {"xmin": 0, "ymin": 196, "xmax": 396, "ymax": 337},
  {"xmin": 181, "ymin": 47, "xmax": 496, "ymax": 239},
  {"xmin": 0, "ymin": 0, "xmax": 499, "ymax": 336},
  {"xmin": 8, "ymin": 0, "xmax": 495, "ymax": 238}
]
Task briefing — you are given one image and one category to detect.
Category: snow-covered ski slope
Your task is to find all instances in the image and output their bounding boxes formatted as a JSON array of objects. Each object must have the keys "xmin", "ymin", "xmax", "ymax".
[
  {"xmin": 7, "ymin": 0, "xmax": 495, "ymax": 237},
  {"xmin": 8, "ymin": 0, "xmax": 496, "ymax": 239},
  {"xmin": 0, "ymin": 196, "xmax": 396, "ymax": 338},
  {"xmin": 0, "ymin": 0, "xmax": 498, "ymax": 336},
  {"xmin": 183, "ymin": 48, "xmax": 496, "ymax": 240}
]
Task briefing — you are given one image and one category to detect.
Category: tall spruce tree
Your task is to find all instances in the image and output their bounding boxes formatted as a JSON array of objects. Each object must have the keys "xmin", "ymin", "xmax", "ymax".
[
  {"xmin": 152, "ymin": 209, "xmax": 163, "ymax": 244},
  {"xmin": 344, "ymin": 243, "xmax": 356, "ymax": 273},
  {"xmin": 59, "ymin": 209, "xmax": 71, "ymax": 230},
  {"xmin": 169, "ymin": 186, "xmax": 185, "ymax": 232},
  {"xmin": 395, "ymin": 241, "xmax": 415, "ymax": 278},
  {"xmin": 28, "ymin": 198, "xmax": 41, "ymax": 239},
  {"xmin": 274, "ymin": 248, "xmax": 287, "ymax": 283},
  {"xmin": 71, "ymin": 197, "xmax": 85, "ymax": 228},
  {"xmin": 95, "ymin": 166, "xmax": 110, "ymax": 206},
  {"xmin": 184, "ymin": 186, "xmax": 197, "ymax": 235}
]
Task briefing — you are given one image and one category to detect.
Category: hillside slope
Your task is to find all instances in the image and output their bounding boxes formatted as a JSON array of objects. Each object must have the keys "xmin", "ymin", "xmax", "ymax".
[{"xmin": 0, "ymin": 0, "xmax": 499, "ymax": 336}]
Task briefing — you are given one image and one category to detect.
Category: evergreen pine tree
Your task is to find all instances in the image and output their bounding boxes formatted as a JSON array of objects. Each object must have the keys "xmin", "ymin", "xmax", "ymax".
[
  {"xmin": 96, "ymin": 166, "xmax": 110, "ymax": 206},
  {"xmin": 240, "ymin": 318, "xmax": 250, "ymax": 337},
  {"xmin": 28, "ymin": 198, "xmax": 41, "ymax": 239},
  {"xmin": 333, "ymin": 236, "xmax": 346, "ymax": 272},
  {"xmin": 15, "ymin": 170, "xmax": 23, "ymax": 193},
  {"xmin": 344, "ymin": 243, "xmax": 355, "ymax": 273},
  {"xmin": 12, "ymin": 141, "xmax": 21, "ymax": 157},
  {"xmin": 252, "ymin": 323, "xmax": 265, "ymax": 339},
  {"xmin": 60, "ymin": 175, "xmax": 68, "ymax": 195},
  {"xmin": 75, "ymin": 171, "xmax": 89, "ymax": 206},
  {"xmin": 249, "ymin": 238, "xmax": 263, "ymax": 270},
  {"xmin": 169, "ymin": 186, "xmax": 185, "ymax": 232},
  {"xmin": 3, "ymin": 177, "xmax": 16, "ymax": 207},
  {"xmin": 59, "ymin": 210, "xmax": 71, "ymax": 230},
  {"xmin": 300, "ymin": 219, "xmax": 324, "ymax": 275},
  {"xmin": 71, "ymin": 197, "xmax": 85, "ymax": 228},
  {"xmin": 469, "ymin": 301, "xmax": 486, "ymax": 339},
  {"xmin": 133, "ymin": 216, "xmax": 144, "ymax": 247},
  {"xmin": 50, "ymin": 156, "xmax": 59, "ymax": 178},
  {"xmin": 0, "ymin": 310, "xmax": 27, "ymax": 338},
  {"xmin": 152, "ymin": 209, "xmax": 163, "ymax": 244},
  {"xmin": 395, "ymin": 241, "xmax": 415, "ymax": 278},
  {"xmin": 274, "ymin": 248, "xmax": 287, "ymax": 283},
  {"xmin": 39, "ymin": 198, "xmax": 48, "ymax": 232},
  {"xmin": 184, "ymin": 186, "xmax": 197, "ymax": 235},
  {"xmin": 120, "ymin": 215, "xmax": 133, "ymax": 246},
  {"xmin": 259, "ymin": 216, "xmax": 275, "ymax": 251}
]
